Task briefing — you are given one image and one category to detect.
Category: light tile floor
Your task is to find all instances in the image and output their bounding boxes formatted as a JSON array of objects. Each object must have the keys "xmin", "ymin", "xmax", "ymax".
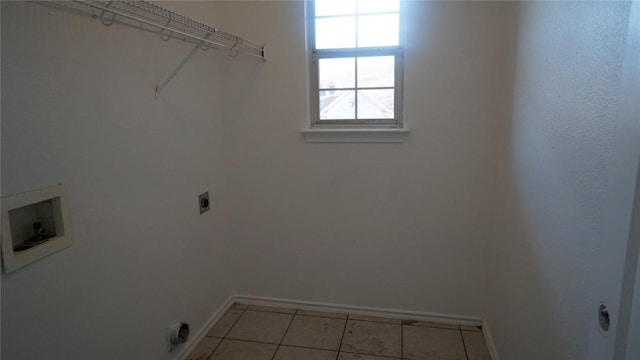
[{"xmin": 187, "ymin": 304, "xmax": 491, "ymax": 360}]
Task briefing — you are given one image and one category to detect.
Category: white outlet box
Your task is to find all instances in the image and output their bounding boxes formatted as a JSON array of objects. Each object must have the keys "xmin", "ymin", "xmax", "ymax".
[{"xmin": 1, "ymin": 184, "xmax": 74, "ymax": 273}]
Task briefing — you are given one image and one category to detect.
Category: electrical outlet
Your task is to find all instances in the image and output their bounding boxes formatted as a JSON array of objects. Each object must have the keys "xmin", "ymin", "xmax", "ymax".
[{"xmin": 199, "ymin": 192, "xmax": 210, "ymax": 214}]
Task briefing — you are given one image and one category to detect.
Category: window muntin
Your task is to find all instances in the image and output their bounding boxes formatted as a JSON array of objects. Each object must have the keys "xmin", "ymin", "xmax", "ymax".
[{"xmin": 309, "ymin": 0, "xmax": 404, "ymax": 127}]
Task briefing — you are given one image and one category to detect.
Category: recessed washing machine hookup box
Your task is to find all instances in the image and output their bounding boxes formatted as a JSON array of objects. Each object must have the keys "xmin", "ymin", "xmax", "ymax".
[{"xmin": 1, "ymin": 184, "xmax": 74, "ymax": 273}]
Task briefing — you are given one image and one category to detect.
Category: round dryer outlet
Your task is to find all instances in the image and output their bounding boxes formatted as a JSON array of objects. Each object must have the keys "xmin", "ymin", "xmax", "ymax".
[{"xmin": 167, "ymin": 321, "xmax": 190, "ymax": 352}]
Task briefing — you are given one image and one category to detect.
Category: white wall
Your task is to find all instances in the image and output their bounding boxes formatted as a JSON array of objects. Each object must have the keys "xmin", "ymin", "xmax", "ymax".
[
  {"xmin": 1, "ymin": 2, "xmax": 236, "ymax": 359},
  {"xmin": 486, "ymin": 2, "xmax": 633, "ymax": 359},
  {"xmin": 194, "ymin": 1, "xmax": 516, "ymax": 316},
  {"xmin": 5, "ymin": 1, "xmax": 635, "ymax": 360}
]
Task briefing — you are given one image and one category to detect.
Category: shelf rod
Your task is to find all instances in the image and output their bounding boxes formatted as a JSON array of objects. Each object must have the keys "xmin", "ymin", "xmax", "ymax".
[
  {"xmin": 73, "ymin": 0, "xmax": 266, "ymax": 60},
  {"xmin": 155, "ymin": 36, "xmax": 209, "ymax": 99}
]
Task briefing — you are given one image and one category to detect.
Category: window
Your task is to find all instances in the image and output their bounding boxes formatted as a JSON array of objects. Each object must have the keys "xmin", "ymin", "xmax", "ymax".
[{"xmin": 308, "ymin": 0, "xmax": 404, "ymax": 129}]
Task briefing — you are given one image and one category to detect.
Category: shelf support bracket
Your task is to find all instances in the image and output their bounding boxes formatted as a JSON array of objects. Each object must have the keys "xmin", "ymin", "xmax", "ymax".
[{"xmin": 155, "ymin": 34, "xmax": 211, "ymax": 99}]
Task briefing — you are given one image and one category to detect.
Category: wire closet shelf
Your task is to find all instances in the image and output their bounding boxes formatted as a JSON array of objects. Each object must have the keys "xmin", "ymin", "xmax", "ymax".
[{"xmin": 52, "ymin": 0, "xmax": 266, "ymax": 60}]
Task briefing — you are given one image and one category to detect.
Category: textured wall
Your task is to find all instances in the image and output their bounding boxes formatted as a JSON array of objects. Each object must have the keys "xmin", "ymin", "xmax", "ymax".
[{"xmin": 485, "ymin": 2, "xmax": 632, "ymax": 359}]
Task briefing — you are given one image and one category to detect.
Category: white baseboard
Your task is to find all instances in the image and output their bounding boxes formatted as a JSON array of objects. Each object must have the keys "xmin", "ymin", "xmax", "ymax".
[
  {"xmin": 233, "ymin": 294, "xmax": 483, "ymax": 326},
  {"xmin": 482, "ymin": 317, "xmax": 500, "ymax": 360},
  {"xmin": 178, "ymin": 294, "xmax": 499, "ymax": 360},
  {"xmin": 175, "ymin": 295, "xmax": 235, "ymax": 360}
]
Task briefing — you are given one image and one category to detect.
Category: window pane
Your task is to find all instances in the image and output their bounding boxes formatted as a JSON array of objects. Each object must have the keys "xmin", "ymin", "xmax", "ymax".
[
  {"xmin": 357, "ymin": 0, "xmax": 399, "ymax": 14},
  {"xmin": 316, "ymin": 17, "xmax": 356, "ymax": 49},
  {"xmin": 357, "ymin": 89, "xmax": 394, "ymax": 119},
  {"xmin": 315, "ymin": 0, "xmax": 356, "ymax": 17},
  {"xmin": 319, "ymin": 58, "xmax": 355, "ymax": 89},
  {"xmin": 357, "ymin": 56, "xmax": 394, "ymax": 88},
  {"xmin": 357, "ymin": 14, "xmax": 399, "ymax": 47},
  {"xmin": 320, "ymin": 90, "xmax": 355, "ymax": 119}
]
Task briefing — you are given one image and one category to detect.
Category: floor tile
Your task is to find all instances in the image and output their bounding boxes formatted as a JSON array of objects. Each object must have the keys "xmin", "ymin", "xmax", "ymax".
[
  {"xmin": 232, "ymin": 303, "xmax": 249, "ymax": 310},
  {"xmin": 274, "ymin": 346, "xmax": 338, "ymax": 360},
  {"xmin": 210, "ymin": 339, "xmax": 277, "ymax": 360},
  {"xmin": 226, "ymin": 310, "xmax": 293, "ymax": 344},
  {"xmin": 341, "ymin": 320, "xmax": 401, "ymax": 358},
  {"xmin": 403, "ymin": 326, "xmax": 466, "ymax": 360},
  {"xmin": 462, "ymin": 330, "xmax": 491, "ymax": 360},
  {"xmin": 403, "ymin": 320, "xmax": 459, "ymax": 330},
  {"xmin": 338, "ymin": 352, "xmax": 401, "ymax": 360},
  {"xmin": 297, "ymin": 309, "xmax": 348, "ymax": 319},
  {"xmin": 461, "ymin": 325, "xmax": 482, "ymax": 332},
  {"xmin": 207, "ymin": 309, "xmax": 244, "ymax": 337},
  {"xmin": 247, "ymin": 305, "xmax": 297, "ymax": 314},
  {"xmin": 348, "ymin": 314, "xmax": 402, "ymax": 324},
  {"xmin": 187, "ymin": 337, "xmax": 222, "ymax": 360},
  {"xmin": 282, "ymin": 315, "xmax": 346, "ymax": 350}
]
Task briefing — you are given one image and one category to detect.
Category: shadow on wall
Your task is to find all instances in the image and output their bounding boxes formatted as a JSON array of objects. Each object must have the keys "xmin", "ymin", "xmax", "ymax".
[
  {"xmin": 218, "ymin": 53, "xmax": 265, "ymax": 124},
  {"xmin": 485, "ymin": 4, "xmax": 564, "ymax": 353},
  {"xmin": 487, "ymin": 1, "xmax": 632, "ymax": 359}
]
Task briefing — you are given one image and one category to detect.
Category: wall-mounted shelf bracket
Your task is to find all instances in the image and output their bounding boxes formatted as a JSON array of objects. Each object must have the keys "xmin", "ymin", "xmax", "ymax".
[
  {"xmin": 50, "ymin": 1, "xmax": 267, "ymax": 98},
  {"xmin": 155, "ymin": 35, "xmax": 210, "ymax": 99}
]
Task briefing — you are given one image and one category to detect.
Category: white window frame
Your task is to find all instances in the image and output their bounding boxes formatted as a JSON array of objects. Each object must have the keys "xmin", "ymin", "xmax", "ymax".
[{"xmin": 306, "ymin": 0, "xmax": 406, "ymax": 129}]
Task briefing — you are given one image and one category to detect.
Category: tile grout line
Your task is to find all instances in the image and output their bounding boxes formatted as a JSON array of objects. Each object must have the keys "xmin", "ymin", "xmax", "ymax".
[
  {"xmin": 405, "ymin": 323, "xmax": 463, "ymax": 331},
  {"xmin": 293, "ymin": 313, "xmax": 348, "ymax": 321},
  {"xmin": 460, "ymin": 328, "xmax": 470, "ymax": 360},
  {"xmin": 401, "ymin": 323, "xmax": 404, "ymax": 360},
  {"xmin": 218, "ymin": 337, "xmax": 346, "ymax": 353},
  {"xmin": 206, "ymin": 339, "xmax": 221, "ymax": 360},
  {"xmin": 335, "ymin": 315, "xmax": 350, "ymax": 360},
  {"xmin": 218, "ymin": 337, "xmax": 283, "ymax": 347},
  {"xmin": 349, "ymin": 316, "xmax": 459, "ymax": 329},
  {"xmin": 210, "ymin": 306, "xmax": 467, "ymax": 360},
  {"xmin": 348, "ymin": 313, "xmax": 403, "ymax": 325},
  {"xmin": 206, "ymin": 307, "xmax": 247, "ymax": 359},
  {"xmin": 245, "ymin": 309, "xmax": 297, "ymax": 315},
  {"xmin": 223, "ymin": 308, "xmax": 247, "ymax": 338},
  {"xmin": 339, "ymin": 349, "xmax": 402, "ymax": 359},
  {"xmin": 269, "ymin": 308, "xmax": 298, "ymax": 360},
  {"xmin": 241, "ymin": 305, "xmax": 404, "ymax": 324}
]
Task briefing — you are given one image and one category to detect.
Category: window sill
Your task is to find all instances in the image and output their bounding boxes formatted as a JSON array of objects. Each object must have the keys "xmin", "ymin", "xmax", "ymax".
[{"xmin": 300, "ymin": 128, "xmax": 410, "ymax": 143}]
